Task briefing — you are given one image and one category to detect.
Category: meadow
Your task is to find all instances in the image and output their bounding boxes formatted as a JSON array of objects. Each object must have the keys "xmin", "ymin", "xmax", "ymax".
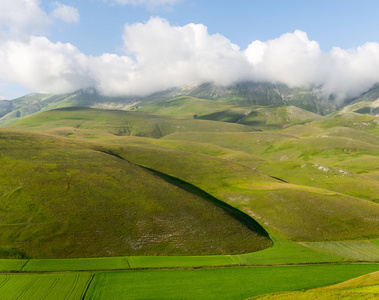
[{"xmin": 0, "ymin": 97, "xmax": 378, "ymax": 298}]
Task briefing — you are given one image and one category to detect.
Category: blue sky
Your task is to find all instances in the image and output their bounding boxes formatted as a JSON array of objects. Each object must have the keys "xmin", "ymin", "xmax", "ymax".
[
  {"xmin": 1, "ymin": 0, "xmax": 379, "ymax": 100},
  {"xmin": 49, "ymin": 0, "xmax": 379, "ymax": 55}
]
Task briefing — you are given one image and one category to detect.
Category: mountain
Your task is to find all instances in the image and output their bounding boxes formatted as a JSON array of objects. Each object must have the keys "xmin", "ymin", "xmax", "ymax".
[
  {"xmin": 340, "ymin": 84, "xmax": 379, "ymax": 115},
  {"xmin": 0, "ymin": 82, "xmax": 350, "ymax": 126}
]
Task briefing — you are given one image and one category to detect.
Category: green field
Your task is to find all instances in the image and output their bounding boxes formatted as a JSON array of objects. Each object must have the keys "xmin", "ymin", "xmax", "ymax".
[
  {"xmin": 85, "ymin": 264, "xmax": 379, "ymax": 300},
  {"xmin": 0, "ymin": 273, "xmax": 93, "ymax": 300}
]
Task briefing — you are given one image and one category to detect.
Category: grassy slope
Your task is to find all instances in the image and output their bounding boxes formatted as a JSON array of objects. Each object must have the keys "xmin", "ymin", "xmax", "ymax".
[
  {"xmin": 91, "ymin": 140, "xmax": 379, "ymax": 241},
  {"xmin": 8, "ymin": 107, "xmax": 257, "ymax": 139},
  {"xmin": 137, "ymin": 95, "xmax": 322, "ymax": 130},
  {"xmin": 250, "ymin": 271, "xmax": 379, "ymax": 299},
  {"xmin": 1, "ymin": 103, "xmax": 378, "ymax": 298},
  {"xmin": 0, "ymin": 129, "xmax": 271, "ymax": 258},
  {"xmin": 7, "ymin": 107, "xmax": 379, "ymax": 242}
]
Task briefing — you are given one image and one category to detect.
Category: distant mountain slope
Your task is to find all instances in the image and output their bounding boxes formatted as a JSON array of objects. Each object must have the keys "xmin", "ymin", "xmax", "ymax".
[
  {"xmin": 0, "ymin": 81, "xmax": 349, "ymax": 125},
  {"xmin": 8, "ymin": 107, "xmax": 258, "ymax": 139},
  {"xmin": 342, "ymin": 85, "xmax": 379, "ymax": 115}
]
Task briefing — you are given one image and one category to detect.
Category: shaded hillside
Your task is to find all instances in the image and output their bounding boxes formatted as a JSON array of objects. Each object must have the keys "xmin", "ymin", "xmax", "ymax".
[{"xmin": 0, "ymin": 129, "xmax": 271, "ymax": 258}]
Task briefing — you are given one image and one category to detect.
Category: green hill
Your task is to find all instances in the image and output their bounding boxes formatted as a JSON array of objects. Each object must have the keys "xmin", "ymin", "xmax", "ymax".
[
  {"xmin": 0, "ymin": 129, "xmax": 271, "ymax": 258},
  {"xmin": 8, "ymin": 107, "xmax": 258, "ymax": 139},
  {"xmin": 6, "ymin": 106, "xmax": 379, "ymax": 243}
]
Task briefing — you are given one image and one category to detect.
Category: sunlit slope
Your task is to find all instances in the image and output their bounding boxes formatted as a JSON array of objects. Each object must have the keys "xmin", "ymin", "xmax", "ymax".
[
  {"xmin": 97, "ymin": 141, "xmax": 379, "ymax": 241},
  {"xmin": 249, "ymin": 271, "xmax": 379, "ymax": 299},
  {"xmin": 256, "ymin": 161, "xmax": 379, "ymax": 203},
  {"xmin": 311, "ymin": 112, "xmax": 379, "ymax": 135},
  {"xmin": 137, "ymin": 96, "xmax": 322, "ymax": 129},
  {"xmin": 6, "ymin": 107, "xmax": 379, "ymax": 242},
  {"xmin": 0, "ymin": 129, "xmax": 271, "ymax": 258},
  {"xmin": 163, "ymin": 128, "xmax": 379, "ymax": 203},
  {"xmin": 8, "ymin": 107, "xmax": 257, "ymax": 139}
]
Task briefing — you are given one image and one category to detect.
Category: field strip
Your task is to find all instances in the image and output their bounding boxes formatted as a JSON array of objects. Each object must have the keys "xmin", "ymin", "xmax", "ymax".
[
  {"xmin": 0, "ymin": 259, "xmax": 29, "ymax": 272},
  {"xmin": 80, "ymin": 273, "xmax": 95, "ymax": 300},
  {"xmin": 0, "ymin": 272, "xmax": 94, "ymax": 300},
  {"xmin": 1, "ymin": 238, "xmax": 377, "ymax": 274},
  {"xmin": 0, "ymin": 261, "xmax": 377, "ymax": 276},
  {"xmin": 19, "ymin": 260, "xmax": 31, "ymax": 272}
]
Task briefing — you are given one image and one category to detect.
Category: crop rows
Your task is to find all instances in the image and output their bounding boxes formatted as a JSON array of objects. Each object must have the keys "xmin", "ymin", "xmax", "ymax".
[{"xmin": 0, "ymin": 273, "xmax": 93, "ymax": 299}]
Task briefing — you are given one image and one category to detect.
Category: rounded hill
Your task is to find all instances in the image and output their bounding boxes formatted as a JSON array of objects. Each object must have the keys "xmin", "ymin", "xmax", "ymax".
[{"xmin": 0, "ymin": 129, "xmax": 271, "ymax": 258}]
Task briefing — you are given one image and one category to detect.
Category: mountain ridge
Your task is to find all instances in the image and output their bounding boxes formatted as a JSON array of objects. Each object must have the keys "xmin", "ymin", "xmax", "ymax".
[{"xmin": 0, "ymin": 82, "xmax": 358, "ymax": 126}]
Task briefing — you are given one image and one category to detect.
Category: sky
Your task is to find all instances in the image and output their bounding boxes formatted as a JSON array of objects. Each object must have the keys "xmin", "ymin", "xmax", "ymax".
[{"xmin": 1, "ymin": 0, "xmax": 379, "ymax": 101}]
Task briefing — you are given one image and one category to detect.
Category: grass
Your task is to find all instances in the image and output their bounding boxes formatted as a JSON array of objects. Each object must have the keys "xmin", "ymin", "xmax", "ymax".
[
  {"xmin": 0, "ymin": 129, "xmax": 271, "ymax": 258},
  {"xmin": 21, "ymin": 257, "xmax": 130, "ymax": 272},
  {"xmin": 235, "ymin": 236, "xmax": 343, "ymax": 265},
  {"xmin": 3, "ymin": 106, "xmax": 379, "ymax": 246},
  {"xmin": 250, "ymin": 271, "xmax": 379, "ymax": 299},
  {"xmin": 0, "ymin": 272, "xmax": 93, "ymax": 300},
  {"xmin": 301, "ymin": 240, "xmax": 379, "ymax": 261},
  {"xmin": 128, "ymin": 255, "xmax": 235, "ymax": 269},
  {"xmin": 0, "ymin": 259, "xmax": 28, "ymax": 272},
  {"xmin": 256, "ymin": 160, "xmax": 379, "ymax": 203},
  {"xmin": 333, "ymin": 155, "xmax": 379, "ymax": 174},
  {"xmin": 85, "ymin": 264, "xmax": 379, "ymax": 300},
  {"xmin": 0, "ymin": 235, "xmax": 344, "ymax": 273},
  {"xmin": 0, "ymin": 235, "xmax": 342, "ymax": 272},
  {"xmin": 9, "ymin": 107, "xmax": 257, "ymax": 139},
  {"xmin": 0, "ymin": 102, "xmax": 378, "ymax": 298}
]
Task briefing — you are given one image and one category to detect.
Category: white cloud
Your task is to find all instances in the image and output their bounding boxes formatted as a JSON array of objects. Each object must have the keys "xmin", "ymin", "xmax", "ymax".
[
  {"xmin": 244, "ymin": 32, "xmax": 379, "ymax": 101},
  {"xmin": 118, "ymin": 17, "xmax": 248, "ymax": 95},
  {"xmin": 245, "ymin": 30, "xmax": 323, "ymax": 88},
  {"xmin": 51, "ymin": 2, "xmax": 80, "ymax": 24},
  {"xmin": 1, "ymin": 2, "xmax": 379, "ymax": 102},
  {"xmin": 0, "ymin": 0, "xmax": 50, "ymax": 41},
  {"xmin": 0, "ymin": 37, "xmax": 93, "ymax": 94}
]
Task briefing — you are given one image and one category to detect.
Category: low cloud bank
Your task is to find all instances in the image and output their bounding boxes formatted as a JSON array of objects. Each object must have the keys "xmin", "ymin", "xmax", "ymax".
[{"xmin": 1, "ymin": 2, "xmax": 379, "ymax": 102}]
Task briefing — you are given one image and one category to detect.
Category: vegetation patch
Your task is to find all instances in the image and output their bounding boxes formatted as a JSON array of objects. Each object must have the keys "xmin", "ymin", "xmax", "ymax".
[
  {"xmin": 249, "ymin": 271, "xmax": 379, "ymax": 299},
  {"xmin": 0, "ymin": 272, "xmax": 93, "ymax": 300},
  {"xmin": 301, "ymin": 240, "xmax": 379, "ymax": 261},
  {"xmin": 0, "ymin": 129, "xmax": 271, "ymax": 258},
  {"xmin": 85, "ymin": 264, "xmax": 379, "ymax": 300}
]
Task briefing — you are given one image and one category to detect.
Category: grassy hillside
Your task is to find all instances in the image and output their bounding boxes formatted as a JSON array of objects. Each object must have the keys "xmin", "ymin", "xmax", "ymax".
[
  {"xmin": 6, "ymin": 106, "xmax": 379, "ymax": 243},
  {"xmin": 8, "ymin": 107, "xmax": 257, "ymax": 139},
  {"xmin": 250, "ymin": 271, "xmax": 379, "ymax": 299},
  {"xmin": 0, "ymin": 129, "xmax": 272, "ymax": 258},
  {"xmin": 88, "ymin": 140, "xmax": 379, "ymax": 241}
]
